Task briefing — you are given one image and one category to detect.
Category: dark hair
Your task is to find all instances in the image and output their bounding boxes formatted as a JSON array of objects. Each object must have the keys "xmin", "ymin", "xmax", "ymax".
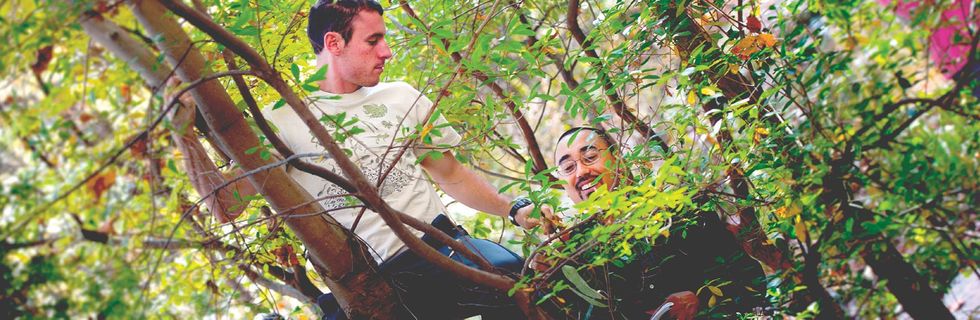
[
  {"xmin": 557, "ymin": 127, "xmax": 618, "ymax": 152},
  {"xmin": 307, "ymin": 0, "xmax": 384, "ymax": 54}
]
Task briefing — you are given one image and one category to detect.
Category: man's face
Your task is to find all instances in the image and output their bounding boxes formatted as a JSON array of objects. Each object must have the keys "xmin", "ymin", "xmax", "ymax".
[
  {"xmin": 555, "ymin": 131, "xmax": 620, "ymax": 203},
  {"xmin": 331, "ymin": 10, "xmax": 392, "ymax": 88}
]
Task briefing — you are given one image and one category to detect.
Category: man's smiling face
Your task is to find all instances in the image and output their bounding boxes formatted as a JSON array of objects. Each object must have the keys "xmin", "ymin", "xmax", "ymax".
[{"xmin": 554, "ymin": 130, "xmax": 620, "ymax": 203}]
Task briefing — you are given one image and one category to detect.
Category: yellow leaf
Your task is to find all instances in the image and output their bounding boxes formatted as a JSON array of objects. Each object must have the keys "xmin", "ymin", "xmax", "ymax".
[
  {"xmin": 773, "ymin": 207, "xmax": 788, "ymax": 218},
  {"xmin": 708, "ymin": 295, "xmax": 717, "ymax": 307},
  {"xmin": 832, "ymin": 207, "xmax": 844, "ymax": 222},
  {"xmin": 775, "ymin": 204, "xmax": 800, "ymax": 219},
  {"xmin": 420, "ymin": 124, "xmax": 433, "ymax": 139},
  {"xmin": 794, "ymin": 217, "xmax": 808, "ymax": 243},
  {"xmin": 620, "ymin": 241, "xmax": 632, "ymax": 255},
  {"xmin": 708, "ymin": 285, "xmax": 723, "ymax": 296},
  {"xmin": 700, "ymin": 86, "xmax": 718, "ymax": 96},
  {"xmin": 729, "ymin": 63, "xmax": 740, "ymax": 74},
  {"xmin": 687, "ymin": 90, "xmax": 697, "ymax": 105},
  {"xmin": 753, "ymin": 127, "xmax": 770, "ymax": 143}
]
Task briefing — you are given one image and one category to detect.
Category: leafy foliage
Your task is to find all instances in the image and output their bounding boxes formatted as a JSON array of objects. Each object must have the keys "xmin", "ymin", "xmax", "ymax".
[{"xmin": 0, "ymin": 0, "xmax": 976, "ymax": 318}]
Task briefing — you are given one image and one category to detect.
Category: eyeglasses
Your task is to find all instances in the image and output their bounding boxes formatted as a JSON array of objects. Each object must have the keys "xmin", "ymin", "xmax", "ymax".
[{"xmin": 556, "ymin": 147, "xmax": 607, "ymax": 176}]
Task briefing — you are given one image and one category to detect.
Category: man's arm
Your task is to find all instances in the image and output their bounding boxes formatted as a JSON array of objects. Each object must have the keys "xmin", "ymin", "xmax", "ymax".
[
  {"xmin": 169, "ymin": 98, "xmax": 257, "ymax": 223},
  {"xmin": 420, "ymin": 151, "xmax": 554, "ymax": 232}
]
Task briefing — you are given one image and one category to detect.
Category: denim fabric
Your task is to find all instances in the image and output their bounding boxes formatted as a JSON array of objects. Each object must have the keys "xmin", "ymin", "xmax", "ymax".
[{"xmin": 318, "ymin": 215, "xmax": 524, "ymax": 320}]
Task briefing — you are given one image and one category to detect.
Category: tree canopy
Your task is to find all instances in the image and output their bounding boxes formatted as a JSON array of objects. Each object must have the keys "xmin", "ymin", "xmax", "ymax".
[{"xmin": 0, "ymin": 0, "xmax": 977, "ymax": 318}]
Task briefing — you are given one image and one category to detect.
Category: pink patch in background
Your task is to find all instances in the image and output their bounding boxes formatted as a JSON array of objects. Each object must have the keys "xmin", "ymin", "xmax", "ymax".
[{"xmin": 880, "ymin": 0, "xmax": 977, "ymax": 78}]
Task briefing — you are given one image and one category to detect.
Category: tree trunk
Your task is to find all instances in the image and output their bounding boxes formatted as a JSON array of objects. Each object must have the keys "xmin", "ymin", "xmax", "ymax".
[
  {"xmin": 845, "ymin": 206, "xmax": 955, "ymax": 320},
  {"xmin": 862, "ymin": 243, "xmax": 954, "ymax": 319},
  {"xmin": 112, "ymin": 0, "xmax": 398, "ymax": 317},
  {"xmin": 661, "ymin": 6, "xmax": 847, "ymax": 317}
]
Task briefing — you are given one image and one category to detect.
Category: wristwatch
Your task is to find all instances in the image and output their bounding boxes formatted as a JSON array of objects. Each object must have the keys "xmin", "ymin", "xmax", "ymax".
[{"xmin": 509, "ymin": 197, "xmax": 533, "ymax": 227}]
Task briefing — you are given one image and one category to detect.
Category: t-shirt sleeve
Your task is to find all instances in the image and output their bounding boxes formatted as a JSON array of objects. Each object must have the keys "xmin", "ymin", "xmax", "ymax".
[{"xmin": 404, "ymin": 85, "xmax": 462, "ymax": 156}]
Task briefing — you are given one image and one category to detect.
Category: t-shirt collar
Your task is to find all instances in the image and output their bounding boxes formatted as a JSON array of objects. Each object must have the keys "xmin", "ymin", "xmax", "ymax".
[{"xmin": 316, "ymin": 85, "xmax": 370, "ymax": 102}]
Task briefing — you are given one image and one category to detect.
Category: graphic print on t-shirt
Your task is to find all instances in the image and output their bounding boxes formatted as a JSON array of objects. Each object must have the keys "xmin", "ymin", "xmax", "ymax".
[{"xmin": 305, "ymin": 103, "xmax": 417, "ymax": 212}]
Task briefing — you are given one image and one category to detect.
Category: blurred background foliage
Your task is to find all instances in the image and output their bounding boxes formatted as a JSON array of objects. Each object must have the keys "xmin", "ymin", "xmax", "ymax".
[{"xmin": 0, "ymin": 0, "xmax": 976, "ymax": 318}]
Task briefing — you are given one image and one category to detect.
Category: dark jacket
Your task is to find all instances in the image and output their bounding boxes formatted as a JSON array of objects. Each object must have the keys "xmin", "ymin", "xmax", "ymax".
[{"xmin": 542, "ymin": 211, "xmax": 767, "ymax": 319}]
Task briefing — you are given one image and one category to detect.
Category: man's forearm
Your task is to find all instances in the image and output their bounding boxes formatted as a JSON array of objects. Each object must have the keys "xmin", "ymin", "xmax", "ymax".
[
  {"xmin": 438, "ymin": 165, "xmax": 512, "ymax": 217},
  {"xmin": 423, "ymin": 152, "xmax": 512, "ymax": 217}
]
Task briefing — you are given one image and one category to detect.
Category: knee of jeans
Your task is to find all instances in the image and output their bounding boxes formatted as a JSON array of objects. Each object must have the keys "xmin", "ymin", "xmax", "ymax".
[
  {"xmin": 317, "ymin": 293, "xmax": 340, "ymax": 313},
  {"xmin": 458, "ymin": 238, "xmax": 524, "ymax": 274}
]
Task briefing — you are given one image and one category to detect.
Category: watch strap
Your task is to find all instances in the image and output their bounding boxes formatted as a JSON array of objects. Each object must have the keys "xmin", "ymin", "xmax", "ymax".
[{"xmin": 509, "ymin": 197, "xmax": 533, "ymax": 227}]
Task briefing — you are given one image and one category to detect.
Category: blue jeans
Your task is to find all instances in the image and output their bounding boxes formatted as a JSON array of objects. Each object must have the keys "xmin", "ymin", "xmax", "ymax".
[{"xmin": 318, "ymin": 215, "xmax": 525, "ymax": 320}]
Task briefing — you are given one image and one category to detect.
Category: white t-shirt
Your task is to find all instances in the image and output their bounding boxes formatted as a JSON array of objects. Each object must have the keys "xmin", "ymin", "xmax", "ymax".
[{"xmin": 265, "ymin": 82, "xmax": 462, "ymax": 262}]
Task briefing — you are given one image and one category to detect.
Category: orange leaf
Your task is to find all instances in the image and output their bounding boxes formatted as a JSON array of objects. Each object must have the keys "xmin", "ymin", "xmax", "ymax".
[
  {"xmin": 732, "ymin": 34, "xmax": 778, "ymax": 60},
  {"xmin": 273, "ymin": 245, "xmax": 299, "ymax": 267},
  {"xmin": 757, "ymin": 33, "xmax": 777, "ymax": 47},
  {"xmin": 86, "ymin": 171, "xmax": 117, "ymax": 202},
  {"xmin": 120, "ymin": 84, "xmax": 131, "ymax": 103},
  {"xmin": 79, "ymin": 113, "xmax": 95, "ymax": 123}
]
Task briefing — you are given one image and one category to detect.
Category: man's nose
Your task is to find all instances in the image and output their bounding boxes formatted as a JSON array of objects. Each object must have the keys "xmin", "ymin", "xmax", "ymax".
[
  {"xmin": 378, "ymin": 40, "xmax": 393, "ymax": 59},
  {"xmin": 574, "ymin": 162, "xmax": 596, "ymax": 178}
]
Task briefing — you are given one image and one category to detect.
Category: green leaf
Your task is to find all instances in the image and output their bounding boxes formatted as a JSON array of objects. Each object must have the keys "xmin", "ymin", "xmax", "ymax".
[
  {"xmin": 306, "ymin": 65, "xmax": 328, "ymax": 83},
  {"xmin": 272, "ymin": 98, "xmax": 286, "ymax": 110},
  {"xmin": 290, "ymin": 63, "xmax": 300, "ymax": 82},
  {"xmin": 561, "ymin": 265, "xmax": 603, "ymax": 300}
]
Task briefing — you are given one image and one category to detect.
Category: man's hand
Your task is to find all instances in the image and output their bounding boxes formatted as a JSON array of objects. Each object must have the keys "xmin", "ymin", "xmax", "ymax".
[
  {"xmin": 515, "ymin": 204, "xmax": 560, "ymax": 233},
  {"xmin": 665, "ymin": 291, "xmax": 699, "ymax": 320}
]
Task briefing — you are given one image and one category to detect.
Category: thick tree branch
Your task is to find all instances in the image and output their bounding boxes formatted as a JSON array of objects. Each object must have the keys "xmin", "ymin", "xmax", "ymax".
[
  {"xmin": 155, "ymin": 0, "xmax": 532, "ymax": 317},
  {"xmin": 218, "ymin": 43, "xmax": 498, "ymax": 273},
  {"xmin": 125, "ymin": 1, "xmax": 397, "ymax": 317},
  {"xmin": 161, "ymin": 0, "xmax": 512, "ymax": 286},
  {"xmin": 566, "ymin": 0, "xmax": 669, "ymax": 151}
]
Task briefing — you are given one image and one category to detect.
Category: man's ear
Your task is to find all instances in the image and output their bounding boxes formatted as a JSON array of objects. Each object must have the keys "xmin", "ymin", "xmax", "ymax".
[{"xmin": 323, "ymin": 32, "xmax": 345, "ymax": 55}]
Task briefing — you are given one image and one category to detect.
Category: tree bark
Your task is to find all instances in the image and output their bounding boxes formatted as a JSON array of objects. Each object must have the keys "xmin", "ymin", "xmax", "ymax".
[
  {"xmin": 847, "ymin": 206, "xmax": 954, "ymax": 320},
  {"xmin": 157, "ymin": 1, "xmax": 550, "ymax": 317},
  {"xmin": 121, "ymin": 0, "xmax": 397, "ymax": 317}
]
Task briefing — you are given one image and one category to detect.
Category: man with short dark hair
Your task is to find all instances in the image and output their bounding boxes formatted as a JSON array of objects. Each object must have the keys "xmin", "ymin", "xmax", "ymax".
[
  {"xmin": 262, "ymin": 1, "xmax": 556, "ymax": 319},
  {"xmin": 546, "ymin": 127, "xmax": 768, "ymax": 319},
  {"xmin": 170, "ymin": 0, "xmax": 554, "ymax": 318}
]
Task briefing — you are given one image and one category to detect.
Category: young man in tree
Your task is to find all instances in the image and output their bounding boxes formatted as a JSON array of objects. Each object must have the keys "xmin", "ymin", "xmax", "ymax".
[
  {"xmin": 543, "ymin": 127, "xmax": 768, "ymax": 319},
  {"xmin": 172, "ymin": 0, "xmax": 557, "ymax": 319}
]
